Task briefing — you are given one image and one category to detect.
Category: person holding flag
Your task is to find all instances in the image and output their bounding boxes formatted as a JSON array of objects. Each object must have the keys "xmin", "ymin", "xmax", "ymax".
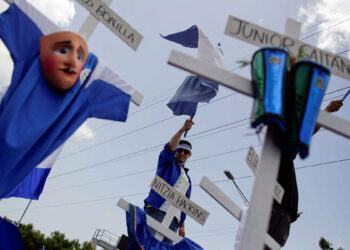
[{"xmin": 144, "ymin": 118, "xmax": 194, "ymax": 243}]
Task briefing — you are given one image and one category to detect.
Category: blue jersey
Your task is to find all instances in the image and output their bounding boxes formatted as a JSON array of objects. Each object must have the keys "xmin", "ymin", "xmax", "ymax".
[
  {"xmin": 144, "ymin": 144, "xmax": 192, "ymax": 226},
  {"xmin": 0, "ymin": 1, "xmax": 133, "ymax": 197}
]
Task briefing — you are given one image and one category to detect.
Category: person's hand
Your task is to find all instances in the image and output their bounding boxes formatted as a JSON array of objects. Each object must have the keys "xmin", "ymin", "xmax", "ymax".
[
  {"xmin": 182, "ymin": 118, "xmax": 194, "ymax": 132},
  {"xmin": 178, "ymin": 225, "xmax": 185, "ymax": 237},
  {"xmin": 325, "ymin": 100, "xmax": 343, "ymax": 113}
]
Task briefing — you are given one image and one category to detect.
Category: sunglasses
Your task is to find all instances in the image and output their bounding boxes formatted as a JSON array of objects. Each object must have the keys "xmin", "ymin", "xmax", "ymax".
[{"xmin": 177, "ymin": 148, "xmax": 190, "ymax": 155}]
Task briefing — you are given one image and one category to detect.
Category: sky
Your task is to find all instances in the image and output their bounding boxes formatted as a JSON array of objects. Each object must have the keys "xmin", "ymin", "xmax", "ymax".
[{"xmin": 0, "ymin": 0, "xmax": 350, "ymax": 249}]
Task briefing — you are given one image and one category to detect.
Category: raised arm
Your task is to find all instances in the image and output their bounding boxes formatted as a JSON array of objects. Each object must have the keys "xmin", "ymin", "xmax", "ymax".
[{"xmin": 168, "ymin": 118, "xmax": 194, "ymax": 151}]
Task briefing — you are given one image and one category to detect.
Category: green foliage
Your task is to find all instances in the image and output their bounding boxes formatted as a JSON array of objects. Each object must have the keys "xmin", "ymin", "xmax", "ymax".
[
  {"xmin": 3, "ymin": 217, "xmax": 93, "ymax": 250},
  {"xmin": 319, "ymin": 237, "xmax": 334, "ymax": 250},
  {"xmin": 319, "ymin": 236, "xmax": 344, "ymax": 250}
]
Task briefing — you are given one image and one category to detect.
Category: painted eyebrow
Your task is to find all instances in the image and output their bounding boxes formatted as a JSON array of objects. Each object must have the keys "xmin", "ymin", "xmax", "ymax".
[{"xmin": 54, "ymin": 40, "xmax": 71, "ymax": 46}]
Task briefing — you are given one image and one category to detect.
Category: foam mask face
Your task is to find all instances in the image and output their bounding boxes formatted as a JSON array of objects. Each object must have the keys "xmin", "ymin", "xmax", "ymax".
[{"xmin": 40, "ymin": 31, "xmax": 88, "ymax": 91}]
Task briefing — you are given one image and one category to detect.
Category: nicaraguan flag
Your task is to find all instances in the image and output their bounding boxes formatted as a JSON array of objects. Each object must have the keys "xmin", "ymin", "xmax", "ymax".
[
  {"xmin": 162, "ymin": 25, "xmax": 224, "ymax": 116},
  {"xmin": 4, "ymin": 146, "xmax": 62, "ymax": 200}
]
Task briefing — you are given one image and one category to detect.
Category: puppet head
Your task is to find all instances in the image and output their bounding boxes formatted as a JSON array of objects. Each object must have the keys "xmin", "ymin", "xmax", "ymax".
[{"xmin": 40, "ymin": 31, "xmax": 88, "ymax": 91}]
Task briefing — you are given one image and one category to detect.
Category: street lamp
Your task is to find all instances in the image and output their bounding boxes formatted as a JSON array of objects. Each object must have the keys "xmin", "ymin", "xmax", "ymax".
[{"xmin": 224, "ymin": 170, "xmax": 249, "ymax": 206}]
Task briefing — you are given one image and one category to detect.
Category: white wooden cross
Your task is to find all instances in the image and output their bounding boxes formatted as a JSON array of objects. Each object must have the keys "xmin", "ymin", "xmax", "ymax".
[
  {"xmin": 151, "ymin": 175, "xmax": 190, "ymax": 241},
  {"xmin": 167, "ymin": 17, "xmax": 350, "ymax": 250},
  {"xmin": 117, "ymin": 175, "xmax": 209, "ymax": 243},
  {"xmin": 200, "ymin": 176, "xmax": 280, "ymax": 250},
  {"xmin": 76, "ymin": 0, "xmax": 143, "ymax": 51},
  {"xmin": 246, "ymin": 146, "xmax": 284, "ymax": 204},
  {"xmin": 117, "ymin": 198, "xmax": 184, "ymax": 243}
]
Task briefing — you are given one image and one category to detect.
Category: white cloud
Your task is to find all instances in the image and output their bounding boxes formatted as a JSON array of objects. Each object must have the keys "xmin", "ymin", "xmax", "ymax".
[
  {"xmin": 72, "ymin": 123, "xmax": 95, "ymax": 140},
  {"xmin": 27, "ymin": 0, "xmax": 76, "ymax": 27},
  {"xmin": 298, "ymin": 0, "xmax": 350, "ymax": 57}
]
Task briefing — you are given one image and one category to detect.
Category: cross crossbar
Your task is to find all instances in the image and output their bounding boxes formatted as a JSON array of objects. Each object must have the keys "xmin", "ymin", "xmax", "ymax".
[
  {"xmin": 200, "ymin": 176, "xmax": 280, "ymax": 250},
  {"xmin": 150, "ymin": 175, "xmax": 209, "ymax": 226},
  {"xmin": 167, "ymin": 50, "xmax": 350, "ymax": 138},
  {"xmin": 225, "ymin": 16, "xmax": 350, "ymax": 80},
  {"xmin": 76, "ymin": 0, "xmax": 143, "ymax": 51}
]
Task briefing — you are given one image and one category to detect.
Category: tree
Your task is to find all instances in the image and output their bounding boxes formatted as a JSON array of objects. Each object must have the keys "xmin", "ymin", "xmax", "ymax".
[
  {"xmin": 3, "ymin": 217, "xmax": 93, "ymax": 250},
  {"xmin": 319, "ymin": 237, "xmax": 334, "ymax": 250}
]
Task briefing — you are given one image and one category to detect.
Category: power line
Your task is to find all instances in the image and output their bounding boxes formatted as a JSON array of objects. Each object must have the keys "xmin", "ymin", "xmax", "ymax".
[
  {"xmin": 58, "ymin": 91, "xmax": 239, "ymax": 160},
  {"xmin": 45, "ymin": 168, "xmax": 156, "ymax": 193},
  {"xmin": 68, "ymin": 94, "xmax": 174, "ymax": 143},
  {"xmin": 301, "ymin": 17, "xmax": 350, "ymax": 41},
  {"xmin": 2, "ymin": 157, "xmax": 349, "ymax": 213},
  {"xmin": 301, "ymin": 11, "xmax": 350, "ymax": 34},
  {"xmin": 50, "ymin": 118, "xmax": 255, "ymax": 179}
]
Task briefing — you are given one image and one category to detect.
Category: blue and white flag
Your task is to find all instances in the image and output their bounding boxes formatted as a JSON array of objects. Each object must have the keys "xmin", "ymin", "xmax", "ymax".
[
  {"xmin": 162, "ymin": 25, "xmax": 224, "ymax": 116},
  {"xmin": 4, "ymin": 146, "xmax": 62, "ymax": 200}
]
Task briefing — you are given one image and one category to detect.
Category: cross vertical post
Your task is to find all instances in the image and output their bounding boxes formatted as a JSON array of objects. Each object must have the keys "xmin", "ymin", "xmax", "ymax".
[
  {"xmin": 78, "ymin": 0, "xmax": 113, "ymax": 40},
  {"xmin": 236, "ymin": 19, "xmax": 301, "ymax": 250}
]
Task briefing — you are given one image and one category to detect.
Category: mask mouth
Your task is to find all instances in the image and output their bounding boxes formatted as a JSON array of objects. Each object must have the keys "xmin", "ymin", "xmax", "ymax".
[{"xmin": 59, "ymin": 68, "xmax": 77, "ymax": 75}]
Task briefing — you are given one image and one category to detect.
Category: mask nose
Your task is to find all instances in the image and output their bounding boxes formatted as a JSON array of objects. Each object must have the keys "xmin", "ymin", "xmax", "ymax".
[{"xmin": 65, "ymin": 52, "xmax": 78, "ymax": 70}]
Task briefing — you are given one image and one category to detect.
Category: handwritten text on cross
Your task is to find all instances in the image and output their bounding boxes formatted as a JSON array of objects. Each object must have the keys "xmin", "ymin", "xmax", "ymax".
[
  {"xmin": 77, "ymin": 0, "xmax": 143, "ymax": 51},
  {"xmin": 225, "ymin": 16, "xmax": 350, "ymax": 80},
  {"xmin": 150, "ymin": 175, "xmax": 209, "ymax": 225}
]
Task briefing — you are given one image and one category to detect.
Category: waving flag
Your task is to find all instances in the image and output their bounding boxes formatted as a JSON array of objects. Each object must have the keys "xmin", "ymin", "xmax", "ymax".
[
  {"xmin": 162, "ymin": 25, "xmax": 224, "ymax": 116},
  {"xmin": 4, "ymin": 146, "xmax": 62, "ymax": 200}
]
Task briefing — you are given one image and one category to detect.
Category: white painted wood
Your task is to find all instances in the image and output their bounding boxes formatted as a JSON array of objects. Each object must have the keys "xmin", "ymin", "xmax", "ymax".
[
  {"xmin": 245, "ymin": 146, "xmax": 259, "ymax": 173},
  {"xmin": 77, "ymin": 0, "xmax": 143, "ymax": 106},
  {"xmin": 76, "ymin": 0, "xmax": 143, "ymax": 51},
  {"xmin": 150, "ymin": 175, "xmax": 209, "ymax": 225},
  {"xmin": 116, "ymin": 198, "xmax": 183, "ymax": 243},
  {"xmin": 154, "ymin": 177, "xmax": 190, "ymax": 241},
  {"xmin": 224, "ymin": 15, "xmax": 350, "ymax": 80},
  {"xmin": 78, "ymin": 0, "xmax": 113, "ymax": 40},
  {"xmin": 237, "ymin": 18, "xmax": 301, "ymax": 250},
  {"xmin": 238, "ymin": 127, "xmax": 282, "ymax": 250},
  {"xmin": 167, "ymin": 51, "xmax": 350, "ymax": 139},
  {"xmin": 154, "ymin": 205, "xmax": 178, "ymax": 241},
  {"xmin": 168, "ymin": 50, "xmax": 254, "ymax": 97},
  {"xmin": 167, "ymin": 14, "xmax": 350, "ymax": 250},
  {"xmin": 200, "ymin": 176, "xmax": 241, "ymax": 220},
  {"xmin": 200, "ymin": 176, "xmax": 280, "ymax": 250},
  {"xmin": 246, "ymin": 146, "xmax": 285, "ymax": 204},
  {"xmin": 317, "ymin": 110, "xmax": 350, "ymax": 138}
]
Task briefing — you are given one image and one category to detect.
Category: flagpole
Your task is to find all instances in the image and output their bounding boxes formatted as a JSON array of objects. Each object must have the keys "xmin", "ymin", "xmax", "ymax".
[
  {"xmin": 17, "ymin": 199, "xmax": 33, "ymax": 225},
  {"xmin": 184, "ymin": 115, "xmax": 194, "ymax": 137}
]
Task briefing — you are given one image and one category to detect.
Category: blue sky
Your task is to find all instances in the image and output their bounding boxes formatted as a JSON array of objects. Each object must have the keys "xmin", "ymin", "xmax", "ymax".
[{"xmin": 0, "ymin": 0, "xmax": 350, "ymax": 249}]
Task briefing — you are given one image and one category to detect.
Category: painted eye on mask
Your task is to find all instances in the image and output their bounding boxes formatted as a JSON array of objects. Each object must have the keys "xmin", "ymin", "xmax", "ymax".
[
  {"xmin": 77, "ymin": 51, "xmax": 84, "ymax": 62},
  {"xmin": 54, "ymin": 47, "xmax": 72, "ymax": 55}
]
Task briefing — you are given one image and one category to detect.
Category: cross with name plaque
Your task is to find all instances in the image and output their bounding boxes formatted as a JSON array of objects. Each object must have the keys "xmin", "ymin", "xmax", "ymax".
[{"xmin": 167, "ymin": 16, "xmax": 350, "ymax": 250}]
